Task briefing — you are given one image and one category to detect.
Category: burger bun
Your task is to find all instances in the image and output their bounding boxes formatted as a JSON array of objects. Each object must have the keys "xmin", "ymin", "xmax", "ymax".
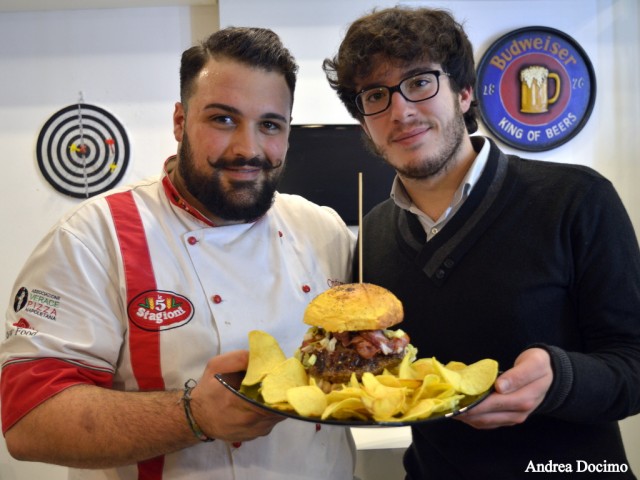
[{"xmin": 303, "ymin": 283, "xmax": 403, "ymax": 333}]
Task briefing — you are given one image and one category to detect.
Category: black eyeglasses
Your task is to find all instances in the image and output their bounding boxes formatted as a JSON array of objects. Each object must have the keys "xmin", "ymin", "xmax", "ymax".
[{"xmin": 354, "ymin": 70, "xmax": 450, "ymax": 116}]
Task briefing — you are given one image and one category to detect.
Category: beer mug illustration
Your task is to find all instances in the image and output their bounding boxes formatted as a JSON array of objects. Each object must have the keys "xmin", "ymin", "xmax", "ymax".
[{"xmin": 520, "ymin": 66, "xmax": 560, "ymax": 113}]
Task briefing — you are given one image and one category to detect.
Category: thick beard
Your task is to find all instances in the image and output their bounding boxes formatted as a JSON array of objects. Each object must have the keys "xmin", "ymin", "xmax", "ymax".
[
  {"xmin": 376, "ymin": 101, "xmax": 467, "ymax": 180},
  {"xmin": 178, "ymin": 131, "xmax": 282, "ymax": 222}
]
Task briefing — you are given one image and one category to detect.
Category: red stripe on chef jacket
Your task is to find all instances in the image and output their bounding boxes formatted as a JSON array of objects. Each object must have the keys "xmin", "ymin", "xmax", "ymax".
[{"xmin": 107, "ymin": 191, "xmax": 165, "ymax": 479}]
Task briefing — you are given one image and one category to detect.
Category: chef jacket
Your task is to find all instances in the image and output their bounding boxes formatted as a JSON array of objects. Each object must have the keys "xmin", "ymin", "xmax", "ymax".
[{"xmin": 1, "ymin": 158, "xmax": 356, "ymax": 480}]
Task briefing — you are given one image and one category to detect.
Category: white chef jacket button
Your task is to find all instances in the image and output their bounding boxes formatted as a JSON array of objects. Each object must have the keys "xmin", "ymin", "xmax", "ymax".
[
  {"xmin": 212, "ymin": 295, "xmax": 222, "ymax": 304},
  {"xmin": 187, "ymin": 236, "xmax": 198, "ymax": 245},
  {"xmin": 278, "ymin": 230, "xmax": 283, "ymax": 238},
  {"xmin": 232, "ymin": 442, "xmax": 242, "ymax": 448},
  {"xmin": 302, "ymin": 284, "xmax": 311, "ymax": 293}
]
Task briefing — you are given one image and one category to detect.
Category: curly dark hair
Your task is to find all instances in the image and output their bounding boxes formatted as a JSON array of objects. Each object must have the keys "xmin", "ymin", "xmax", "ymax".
[
  {"xmin": 180, "ymin": 27, "xmax": 298, "ymax": 109},
  {"xmin": 323, "ymin": 6, "xmax": 478, "ymax": 133}
]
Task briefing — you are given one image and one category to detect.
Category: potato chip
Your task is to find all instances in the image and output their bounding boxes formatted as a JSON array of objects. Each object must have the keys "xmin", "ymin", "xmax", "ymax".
[
  {"xmin": 347, "ymin": 373, "xmax": 360, "ymax": 388},
  {"xmin": 435, "ymin": 395, "xmax": 464, "ymax": 413},
  {"xmin": 399, "ymin": 353, "xmax": 438, "ymax": 380},
  {"xmin": 362, "ymin": 394, "xmax": 405, "ymax": 421},
  {"xmin": 325, "ymin": 387, "xmax": 363, "ymax": 404},
  {"xmin": 361, "ymin": 373, "xmax": 407, "ymax": 420},
  {"xmin": 321, "ymin": 397, "xmax": 367, "ymax": 420},
  {"xmin": 268, "ymin": 402, "xmax": 295, "ymax": 412},
  {"xmin": 242, "ymin": 330, "xmax": 287, "ymax": 386},
  {"xmin": 410, "ymin": 374, "xmax": 449, "ymax": 403},
  {"xmin": 261, "ymin": 357, "xmax": 308, "ymax": 404},
  {"xmin": 433, "ymin": 357, "xmax": 463, "ymax": 391},
  {"xmin": 434, "ymin": 357, "xmax": 498, "ymax": 395},
  {"xmin": 445, "ymin": 360, "xmax": 467, "ymax": 371},
  {"xmin": 458, "ymin": 358, "xmax": 499, "ymax": 395},
  {"xmin": 330, "ymin": 408, "xmax": 369, "ymax": 421},
  {"xmin": 397, "ymin": 345, "xmax": 418, "ymax": 376},
  {"xmin": 375, "ymin": 374, "xmax": 403, "ymax": 388},
  {"xmin": 287, "ymin": 385, "xmax": 328, "ymax": 417},
  {"xmin": 397, "ymin": 378, "xmax": 422, "ymax": 389},
  {"xmin": 397, "ymin": 398, "xmax": 438, "ymax": 421},
  {"xmin": 411, "ymin": 358, "xmax": 438, "ymax": 378},
  {"xmin": 376, "ymin": 374, "xmax": 421, "ymax": 390}
]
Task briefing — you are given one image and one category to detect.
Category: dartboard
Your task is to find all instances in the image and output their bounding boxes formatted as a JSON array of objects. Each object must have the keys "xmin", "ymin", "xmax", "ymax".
[{"xmin": 36, "ymin": 103, "xmax": 130, "ymax": 198}]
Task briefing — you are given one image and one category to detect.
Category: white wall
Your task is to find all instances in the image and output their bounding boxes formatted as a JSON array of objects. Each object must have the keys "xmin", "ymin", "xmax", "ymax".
[{"xmin": 0, "ymin": 1, "xmax": 639, "ymax": 479}]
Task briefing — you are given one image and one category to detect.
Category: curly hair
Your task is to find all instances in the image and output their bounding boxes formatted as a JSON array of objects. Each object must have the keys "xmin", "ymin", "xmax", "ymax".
[
  {"xmin": 323, "ymin": 7, "xmax": 478, "ymax": 133},
  {"xmin": 180, "ymin": 27, "xmax": 298, "ymax": 109}
]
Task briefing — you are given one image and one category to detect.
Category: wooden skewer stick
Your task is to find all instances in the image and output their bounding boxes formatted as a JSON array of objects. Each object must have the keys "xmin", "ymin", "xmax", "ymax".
[{"xmin": 358, "ymin": 172, "xmax": 363, "ymax": 284}]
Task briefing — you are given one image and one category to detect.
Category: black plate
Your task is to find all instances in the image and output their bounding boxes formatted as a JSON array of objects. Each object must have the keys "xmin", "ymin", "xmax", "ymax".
[{"xmin": 215, "ymin": 371, "xmax": 492, "ymax": 427}]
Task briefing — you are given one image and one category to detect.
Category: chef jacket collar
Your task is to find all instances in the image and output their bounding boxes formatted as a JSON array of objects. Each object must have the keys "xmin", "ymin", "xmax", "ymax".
[{"xmin": 162, "ymin": 156, "xmax": 216, "ymax": 227}]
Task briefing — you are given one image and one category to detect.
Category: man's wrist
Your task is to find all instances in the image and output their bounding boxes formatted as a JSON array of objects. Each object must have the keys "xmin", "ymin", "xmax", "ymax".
[{"xmin": 181, "ymin": 379, "xmax": 215, "ymax": 442}]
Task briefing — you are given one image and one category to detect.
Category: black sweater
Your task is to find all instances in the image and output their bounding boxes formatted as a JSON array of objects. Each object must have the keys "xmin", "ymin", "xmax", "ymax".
[{"xmin": 359, "ymin": 137, "xmax": 640, "ymax": 479}]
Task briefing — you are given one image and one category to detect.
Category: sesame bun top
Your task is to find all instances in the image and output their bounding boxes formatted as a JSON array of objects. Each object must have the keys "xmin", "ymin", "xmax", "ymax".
[{"xmin": 303, "ymin": 283, "xmax": 404, "ymax": 333}]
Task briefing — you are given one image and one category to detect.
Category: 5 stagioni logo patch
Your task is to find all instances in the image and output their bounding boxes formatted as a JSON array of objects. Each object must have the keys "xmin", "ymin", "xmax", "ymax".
[
  {"xmin": 127, "ymin": 290, "xmax": 194, "ymax": 331},
  {"xmin": 475, "ymin": 26, "xmax": 596, "ymax": 152}
]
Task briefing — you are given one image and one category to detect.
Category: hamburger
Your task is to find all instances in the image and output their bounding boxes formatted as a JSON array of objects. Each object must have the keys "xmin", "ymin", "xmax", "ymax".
[{"xmin": 296, "ymin": 283, "xmax": 411, "ymax": 390}]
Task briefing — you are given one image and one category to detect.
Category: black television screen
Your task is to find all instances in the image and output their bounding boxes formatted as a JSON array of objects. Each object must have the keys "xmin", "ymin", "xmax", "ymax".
[{"xmin": 278, "ymin": 124, "xmax": 396, "ymax": 225}]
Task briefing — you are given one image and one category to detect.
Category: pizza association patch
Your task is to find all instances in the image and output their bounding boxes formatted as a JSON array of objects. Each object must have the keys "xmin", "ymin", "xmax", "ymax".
[{"xmin": 13, "ymin": 287, "xmax": 60, "ymax": 321}]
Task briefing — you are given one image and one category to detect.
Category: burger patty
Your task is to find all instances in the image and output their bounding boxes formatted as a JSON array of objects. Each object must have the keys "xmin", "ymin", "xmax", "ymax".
[{"xmin": 307, "ymin": 344, "xmax": 404, "ymax": 384}]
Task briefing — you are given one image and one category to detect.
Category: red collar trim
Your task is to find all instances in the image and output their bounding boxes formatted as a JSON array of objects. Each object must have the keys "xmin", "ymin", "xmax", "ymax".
[{"xmin": 162, "ymin": 158, "xmax": 215, "ymax": 227}]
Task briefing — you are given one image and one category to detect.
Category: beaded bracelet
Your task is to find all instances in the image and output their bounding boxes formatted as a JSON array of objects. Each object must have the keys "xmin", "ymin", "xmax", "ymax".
[{"xmin": 182, "ymin": 379, "xmax": 215, "ymax": 442}]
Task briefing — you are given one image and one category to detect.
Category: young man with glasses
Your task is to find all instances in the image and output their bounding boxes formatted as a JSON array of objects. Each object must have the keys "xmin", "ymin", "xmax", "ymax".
[{"xmin": 324, "ymin": 6, "xmax": 640, "ymax": 479}]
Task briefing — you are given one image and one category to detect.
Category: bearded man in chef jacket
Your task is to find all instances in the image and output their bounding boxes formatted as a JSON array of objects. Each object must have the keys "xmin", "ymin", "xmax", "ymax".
[{"xmin": 0, "ymin": 27, "xmax": 356, "ymax": 480}]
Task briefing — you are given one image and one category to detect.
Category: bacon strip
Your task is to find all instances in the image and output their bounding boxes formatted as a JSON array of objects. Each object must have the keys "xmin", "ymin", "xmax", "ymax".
[{"xmin": 330, "ymin": 330, "xmax": 410, "ymax": 359}]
